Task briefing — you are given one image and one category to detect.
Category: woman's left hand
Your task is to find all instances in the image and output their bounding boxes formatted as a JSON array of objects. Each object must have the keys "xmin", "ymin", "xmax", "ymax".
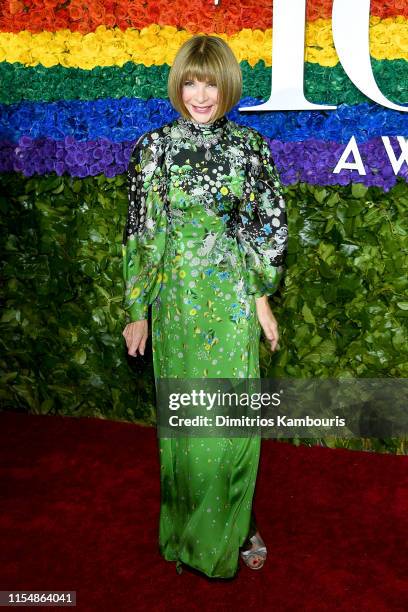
[{"xmin": 255, "ymin": 296, "xmax": 279, "ymax": 352}]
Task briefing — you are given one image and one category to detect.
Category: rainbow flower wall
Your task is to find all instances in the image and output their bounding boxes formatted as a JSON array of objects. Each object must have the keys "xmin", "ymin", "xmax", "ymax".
[
  {"xmin": 1, "ymin": 0, "xmax": 408, "ymax": 187},
  {"xmin": 1, "ymin": 1, "xmax": 407, "ymax": 450}
]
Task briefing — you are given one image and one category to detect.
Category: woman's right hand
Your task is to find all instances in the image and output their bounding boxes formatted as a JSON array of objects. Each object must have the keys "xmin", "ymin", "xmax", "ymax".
[{"xmin": 122, "ymin": 319, "xmax": 148, "ymax": 357}]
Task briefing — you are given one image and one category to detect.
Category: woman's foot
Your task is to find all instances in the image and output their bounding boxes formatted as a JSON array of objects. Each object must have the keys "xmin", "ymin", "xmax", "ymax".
[{"xmin": 240, "ymin": 530, "xmax": 267, "ymax": 570}]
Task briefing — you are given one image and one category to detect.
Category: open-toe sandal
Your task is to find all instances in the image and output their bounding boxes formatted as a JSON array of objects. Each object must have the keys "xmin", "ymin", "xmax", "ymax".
[{"xmin": 240, "ymin": 533, "xmax": 267, "ymax": 570}]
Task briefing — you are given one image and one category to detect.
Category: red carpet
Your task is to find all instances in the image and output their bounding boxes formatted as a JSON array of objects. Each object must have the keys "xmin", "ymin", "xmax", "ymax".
[{"xmin": 0, "ymin": 410, "xmax": 407, "ymax": 611}]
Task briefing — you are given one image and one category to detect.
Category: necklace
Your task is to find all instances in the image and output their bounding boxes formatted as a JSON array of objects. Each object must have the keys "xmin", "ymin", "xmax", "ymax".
[{"xmin": 177, "ymin": 116, "xmax": 227, "ymax": 161}]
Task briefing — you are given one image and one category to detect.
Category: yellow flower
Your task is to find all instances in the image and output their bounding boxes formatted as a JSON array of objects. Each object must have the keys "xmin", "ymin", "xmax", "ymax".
[
  {"xmin": 130, "ymin": 287, "xmax": 141, "ymax": 299},
  {"xmin": 220, "ymin": 186, "xmax": 229, "ymax": 195},
  {"xmin": 314, "ymin": 22, "xmax": 333, "ymax": 49},
  {"xmin": 179, "ymin": 270, "xmax": 186, "ymax": 278},
  {"xmin": 190, "ymin": 308, "xmax": 197, "ymax": 315},
  {"xmin": 249, "ymin": 192, "xmax": 255, "ymax": 201},
  {"xmin": 1, "ymin": 19, "xmax": 404, "ymax": 71}
]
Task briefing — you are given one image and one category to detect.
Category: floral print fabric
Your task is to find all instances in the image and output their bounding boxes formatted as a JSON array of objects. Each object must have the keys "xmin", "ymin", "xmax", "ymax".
[
  {"xmin": 122, "ymin": 114, "xmax": 287, "ymax": 577},
  {"xmin": 122, "ymin": 114, "xmax": 287, "ymax": 327}
]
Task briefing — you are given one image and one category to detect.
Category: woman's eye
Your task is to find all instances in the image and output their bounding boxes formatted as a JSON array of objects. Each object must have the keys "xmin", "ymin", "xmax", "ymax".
[{"xmin": 183, "ymin": 81, "xmax": 216, "ymax": 87}]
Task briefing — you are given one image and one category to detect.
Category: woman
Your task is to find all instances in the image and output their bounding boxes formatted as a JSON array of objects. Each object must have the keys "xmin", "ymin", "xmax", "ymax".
[{"xmin": 122, "ymin": 35, "xmax": 288, "ymax": 578}]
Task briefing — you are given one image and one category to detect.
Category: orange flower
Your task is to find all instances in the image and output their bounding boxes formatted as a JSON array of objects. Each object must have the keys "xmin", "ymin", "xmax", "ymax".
[
  {"xmin": 9, "ymin": 0, "xmax": 24, "ymax": 15},
  {"xmin": 88, "ymin": 4, "xmax": 105, "ymax": 22},
  {"xmin": 115, "ymin": 5, "xmax": 129, "ymax": 21},
  {"xmin": 104, "ymin": 13, "xmax": 117, "ymax": 28},
  {"xmin": 69, "ymin": 5, "xmax": 84, "ymax": 22}
]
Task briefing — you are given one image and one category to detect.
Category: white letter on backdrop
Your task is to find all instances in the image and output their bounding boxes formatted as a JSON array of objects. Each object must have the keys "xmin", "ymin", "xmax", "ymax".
[
  {"xmin": 239, "ymin": 0, "xmax": 337, "ymax": 112},
  {"xmin": 381, "ymin": 137, "xmax": 408, "ymax": 174},
  {"xmin": 333, "ymin": 137, "xmax": 367, "ymax": 175},
  {"xmin": 332, "ymin": 0, "xmax": 408, "ymax": 113}
]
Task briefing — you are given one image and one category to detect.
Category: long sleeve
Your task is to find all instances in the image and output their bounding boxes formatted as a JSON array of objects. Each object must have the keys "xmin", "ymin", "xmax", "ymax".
[
  {"xmin": 122, "ymin": 131, "xmax": 168, "ymax": 322},
  {"xmin": 237, "ymin": 130, "xmax": 288, "ymax": 298}
]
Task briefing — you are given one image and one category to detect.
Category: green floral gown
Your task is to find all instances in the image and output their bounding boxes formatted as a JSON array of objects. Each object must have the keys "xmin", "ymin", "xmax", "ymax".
[{"xmin": 122, "ymin": 114, "xmax": 287, "ymax": 578}]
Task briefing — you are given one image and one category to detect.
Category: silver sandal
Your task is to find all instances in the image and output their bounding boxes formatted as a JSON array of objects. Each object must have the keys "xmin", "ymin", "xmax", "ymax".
[{"xmin": 240, "ymin": 533, "xmax": 267, "ymax": 570}]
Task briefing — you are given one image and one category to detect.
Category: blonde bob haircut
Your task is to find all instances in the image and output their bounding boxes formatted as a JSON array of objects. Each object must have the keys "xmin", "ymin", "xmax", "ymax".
[{"xmin": 168, "ymin": 35, "xmax": 242, "ymax": 122}]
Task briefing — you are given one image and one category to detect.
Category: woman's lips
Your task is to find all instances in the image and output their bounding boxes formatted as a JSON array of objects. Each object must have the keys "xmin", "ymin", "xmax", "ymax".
[{"xmin": 193, "ymin": 105, "xmax": 212, "ymax": 113}]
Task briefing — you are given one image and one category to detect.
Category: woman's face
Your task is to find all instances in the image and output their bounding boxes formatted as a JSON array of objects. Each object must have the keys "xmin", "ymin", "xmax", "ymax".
[{"xmin": 181, "ymin": 77, "xmax": 219, "ymax": 124}]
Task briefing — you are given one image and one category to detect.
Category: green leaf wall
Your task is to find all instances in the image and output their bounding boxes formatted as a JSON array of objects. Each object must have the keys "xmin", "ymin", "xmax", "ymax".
[{"xmin": 1, "ymin": 173, "xmax": 407, "ymax": 453}]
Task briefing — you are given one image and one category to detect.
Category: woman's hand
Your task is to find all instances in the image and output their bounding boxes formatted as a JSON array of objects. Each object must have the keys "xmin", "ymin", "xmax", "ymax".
[
  {"xmin": 122, "ymin": 319, "xmax": 148, "ymax": 357},
  {"xmin": 255, "ymin": 296, "xmax": 279, "ymax": 352}
]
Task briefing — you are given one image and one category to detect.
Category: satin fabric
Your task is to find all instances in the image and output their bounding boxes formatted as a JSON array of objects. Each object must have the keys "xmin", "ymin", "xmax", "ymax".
[{"xmin": 123, "ymin": 114, "xmax": 287, "ymax": 577}]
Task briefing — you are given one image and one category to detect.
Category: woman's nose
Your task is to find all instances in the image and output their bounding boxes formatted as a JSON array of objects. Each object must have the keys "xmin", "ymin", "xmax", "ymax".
[{"xmin": 194, "ymin": 85, "xmax": 208, "ymax": 102}]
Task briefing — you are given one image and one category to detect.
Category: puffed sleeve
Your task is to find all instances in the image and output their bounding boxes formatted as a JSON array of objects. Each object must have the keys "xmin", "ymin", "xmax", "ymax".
[
  {"xmin": 122, "ymin": 131, "xmax": 168, "ymax": 322},
  {"xmin": 237, "ymin": 130, "xmax": 288, "ymax": 298}
]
